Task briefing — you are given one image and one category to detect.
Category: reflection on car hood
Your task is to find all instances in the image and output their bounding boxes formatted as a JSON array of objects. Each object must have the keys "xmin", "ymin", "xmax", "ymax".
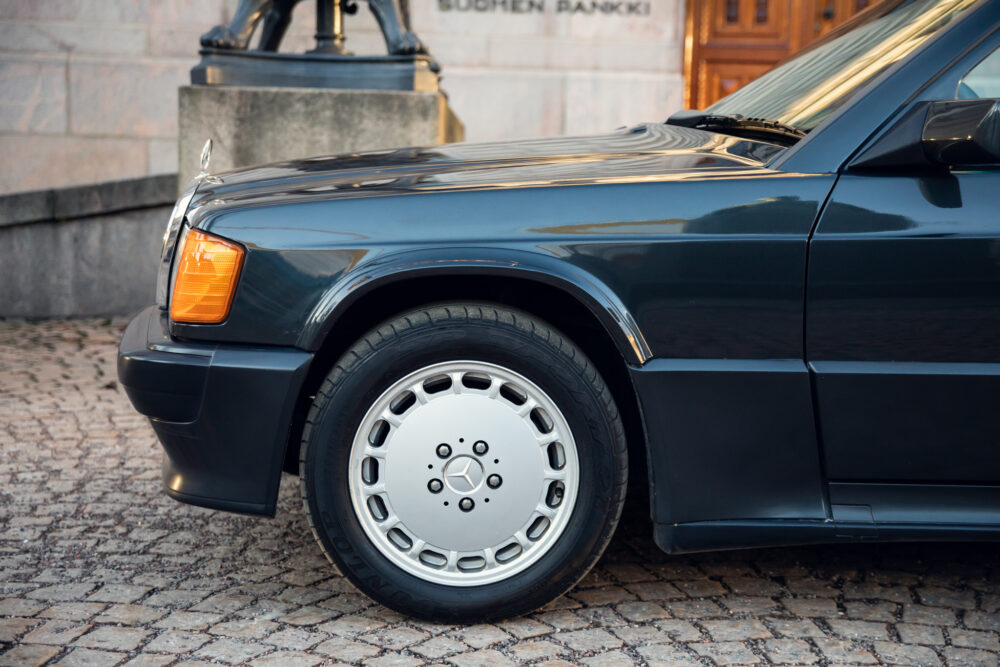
[{"xmin": 186, "ymin": 123, "xmax": 785, "ymax": 221}]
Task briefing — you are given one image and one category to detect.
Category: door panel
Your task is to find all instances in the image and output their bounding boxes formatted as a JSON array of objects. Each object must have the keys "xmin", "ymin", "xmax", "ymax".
[
  {"xmin": 807, "ymin": 172, "xmax": 1000, "ymax": 483},
  {"xmin": 813, "ymin": 362, "xmax": 1000, "ymax": 481}
]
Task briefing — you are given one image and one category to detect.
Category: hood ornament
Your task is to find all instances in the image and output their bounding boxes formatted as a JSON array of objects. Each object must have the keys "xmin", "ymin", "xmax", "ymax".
[
  {"xmin": 197, "ymin": 138, "xmax": 222, "ymax": 185},
  {"xmin": 200, "ymin": 138, "xmax": 212, "ymax": 175}
]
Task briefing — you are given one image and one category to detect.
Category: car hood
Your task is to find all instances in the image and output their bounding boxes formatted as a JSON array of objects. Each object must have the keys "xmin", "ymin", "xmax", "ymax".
[{"xmin": 186, "ymin": 123, "xmax": 785, "ymax": 223}]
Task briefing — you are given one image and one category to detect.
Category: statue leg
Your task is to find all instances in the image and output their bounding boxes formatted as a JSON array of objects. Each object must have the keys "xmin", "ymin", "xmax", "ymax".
[
  {"xmin": 398, "ymin": 0, "xmax": 412, "ymax": 28},
  {"xmin": 201, "ymin": 0, "xmax": 275, "ymax": 50},
  {"xmin": 367, "ymin": 0, "xmax": 427, "ymax": 55},
  {"xmin": 258, "ymin": 0, "xmax": 302, "ymax": 51}
]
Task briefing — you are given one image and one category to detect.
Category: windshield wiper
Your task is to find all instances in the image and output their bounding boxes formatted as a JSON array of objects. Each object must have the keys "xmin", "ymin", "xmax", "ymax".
[{"xmin": 666, "ymin": 110, "xmax": 805, "ymax": 146}]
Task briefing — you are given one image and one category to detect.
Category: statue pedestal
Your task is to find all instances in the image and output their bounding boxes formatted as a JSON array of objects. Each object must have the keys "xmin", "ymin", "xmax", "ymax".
[
  {"xmin": 191, "ymin": 49, "xmax": 441, "ymax": 93},
  {"xmin": 177, "ymin": 85, "xmax": 464, "ymax": 189}
]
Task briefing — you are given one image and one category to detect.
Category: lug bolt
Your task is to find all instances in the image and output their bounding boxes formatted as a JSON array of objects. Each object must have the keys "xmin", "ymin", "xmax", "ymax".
[
  {"xmin": 427, "ymin": 479, "xmax": 443, "ymax": 493},
  {"xmin": 472, "ymin": 440, "xmax": 489, "ymax": 455},
  {"xmin": 436, "ymin": 443, "xmax": 451, "ymax": 458},
  {"xmin": 459, "ymin": 497, "xmax": 474, "ymax": 512},
  {"xmin": 487, "ymin": 474, "xmax": 502, "ymax": 489}
]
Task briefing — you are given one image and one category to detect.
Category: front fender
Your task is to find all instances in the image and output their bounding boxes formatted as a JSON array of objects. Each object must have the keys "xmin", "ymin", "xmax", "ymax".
[{"xmin": 297, "ymin": 247, "xmax": 652, "ymax": 366}]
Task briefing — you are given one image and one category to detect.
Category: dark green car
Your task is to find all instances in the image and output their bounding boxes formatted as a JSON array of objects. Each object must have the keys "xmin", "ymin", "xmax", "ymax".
[{"xmin": 120, "ymin": 0, "xmax": 1000, "ymax": 621}]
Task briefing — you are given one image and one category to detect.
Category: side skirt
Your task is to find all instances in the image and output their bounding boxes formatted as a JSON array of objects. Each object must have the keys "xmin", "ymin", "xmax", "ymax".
[
  {"xmin": 657, "ymin": 482, "xmax": 1000, "ymax": 553},
  {"xmin": 657, "ymin": 520, "xmax": 1000, "ymax": 554}
]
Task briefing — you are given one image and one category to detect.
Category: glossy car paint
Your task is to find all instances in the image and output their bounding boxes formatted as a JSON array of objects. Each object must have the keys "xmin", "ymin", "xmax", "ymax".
[
  {"xmin": 175, "ymin": 125, "xmax": 837, "ymax": 530},
  {"xmin": 119, "ymin": 0, "xmax": 1000, "ymax": 552},
  {"xmin": 176, "ymin": 125, "xmax": 799, "ymax": 360}
]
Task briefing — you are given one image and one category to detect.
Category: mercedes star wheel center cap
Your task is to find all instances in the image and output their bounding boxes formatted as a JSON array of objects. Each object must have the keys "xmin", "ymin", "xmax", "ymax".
[{"xmin": 443, "ymin": 455, "xmax": 484, "ymax": 493}]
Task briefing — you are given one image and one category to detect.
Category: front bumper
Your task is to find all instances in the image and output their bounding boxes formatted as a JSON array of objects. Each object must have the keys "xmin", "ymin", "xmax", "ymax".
[{"xmin": 118, "ymin": 306, "xmax": 312, "ymax": 516}]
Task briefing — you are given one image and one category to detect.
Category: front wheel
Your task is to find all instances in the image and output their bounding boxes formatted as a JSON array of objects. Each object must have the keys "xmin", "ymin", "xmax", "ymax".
[{"xmin": 300, "ymin": 303, "xmax": 627, "ymax": 621}]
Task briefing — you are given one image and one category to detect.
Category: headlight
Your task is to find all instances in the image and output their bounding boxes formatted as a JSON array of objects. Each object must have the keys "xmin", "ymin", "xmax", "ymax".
[{"xmin": 155, "ymin": 181, "xmax": 199, "ymax": 309}]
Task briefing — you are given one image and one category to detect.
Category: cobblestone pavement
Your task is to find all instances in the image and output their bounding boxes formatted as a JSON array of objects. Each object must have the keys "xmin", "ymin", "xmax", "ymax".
[{"xmin": 1, "ymin": 318, "xmax": 999, "ymax": 667}]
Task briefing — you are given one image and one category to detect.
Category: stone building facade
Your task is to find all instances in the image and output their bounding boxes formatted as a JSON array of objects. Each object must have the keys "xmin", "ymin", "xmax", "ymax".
[{"xmin": 0, "ymin": 0, "xmax": 685, "ymax": 195}]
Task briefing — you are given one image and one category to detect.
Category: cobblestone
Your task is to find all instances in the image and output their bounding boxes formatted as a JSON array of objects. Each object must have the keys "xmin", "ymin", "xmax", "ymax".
[{"xmin": 2, "ymin": 318, "xmax": 1000, "ymax": 665}]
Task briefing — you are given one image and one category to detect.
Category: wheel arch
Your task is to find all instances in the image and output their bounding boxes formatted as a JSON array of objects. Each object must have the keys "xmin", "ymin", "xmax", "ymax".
[
  {"xmin": 296, "ymin": 249, "xmax": 651, "ymax": 364},
  {"xmin": 283, "ymin": 257, "xmax": 653, "ymax": 518}
]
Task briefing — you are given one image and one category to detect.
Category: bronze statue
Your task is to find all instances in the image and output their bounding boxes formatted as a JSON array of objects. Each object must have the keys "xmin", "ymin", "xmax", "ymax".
[
  {"xmin": 201, "ymin": 0, "xmax": 426, "ymax": 57},
  {"xmin": 192, "ymin": 0, "xmax": 438, "ymax": 91}
]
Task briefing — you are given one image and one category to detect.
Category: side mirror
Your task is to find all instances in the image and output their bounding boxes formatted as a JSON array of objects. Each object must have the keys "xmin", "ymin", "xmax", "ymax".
[{"xmin": 851, "ymin": 99, "xmax": 1000, "ymax": 170}]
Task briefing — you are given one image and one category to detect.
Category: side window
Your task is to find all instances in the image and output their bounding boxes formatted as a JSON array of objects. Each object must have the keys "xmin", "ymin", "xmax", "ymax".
[{"xmin": 958, "ymin": 46, "xmax": 1000, "ymax": 99}]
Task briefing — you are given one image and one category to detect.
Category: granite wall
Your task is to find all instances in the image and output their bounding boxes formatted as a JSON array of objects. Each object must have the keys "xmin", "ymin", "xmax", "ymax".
[
  {"xmin": 0, "ymin": 0, "xmax": 684, "ymax": 195},
  {"xmin": 0, "ymin": 175, "xmax": 176, "ymax": 317}
]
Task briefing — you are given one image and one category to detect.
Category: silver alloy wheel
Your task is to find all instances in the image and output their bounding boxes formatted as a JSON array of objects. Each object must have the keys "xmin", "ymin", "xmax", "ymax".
[{"xmin": 348, "ymin": 360, "xmax": 580, "ymax": 586}]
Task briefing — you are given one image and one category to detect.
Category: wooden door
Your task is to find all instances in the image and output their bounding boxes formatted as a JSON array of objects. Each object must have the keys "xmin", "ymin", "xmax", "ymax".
[{"xmin": 684, "ymin": 0, "xmax": 875, "ymax": 109}]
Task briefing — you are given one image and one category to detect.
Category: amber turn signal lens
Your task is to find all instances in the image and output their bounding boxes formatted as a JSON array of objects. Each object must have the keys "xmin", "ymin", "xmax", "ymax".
[{"xmin": 169, "ymin": 229, "xmax": 244, "ymax": 324}]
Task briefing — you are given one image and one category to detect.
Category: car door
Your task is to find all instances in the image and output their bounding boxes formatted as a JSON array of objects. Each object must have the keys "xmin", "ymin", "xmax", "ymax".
[{"xmin": 806, "ymin": 43, "xmax": 1000, "ymax": 493}]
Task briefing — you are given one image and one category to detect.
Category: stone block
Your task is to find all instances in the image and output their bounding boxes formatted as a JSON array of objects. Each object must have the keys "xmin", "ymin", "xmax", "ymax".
[
  {"xmin": 488, "ymin": 36, "xmax": 678, "ymax": 73},
  {"xmin": 917, "ymin": 586, "xmax": 977, "ymax": 610},
  {"xmin": 0, "ymin": 55, "xmax": 67, "ymax": 134},
  {"xmin": 487, "ymin": 37, "xmax": 565, "ymax": 71},
  {"xmin": 445, "ymin": 69, "xmax": 564, "ymax": 142},
  {"xmin": 564, "ymin": 71, "xmax": 683, "ymax": 136},
  {"xmin": 419, "ymin": 5, "xmax": 550, "ymax": 38},
  {"xmin": 431, "ymin": 34, "xmax": 491, "ymax": 69},
  {"xmin": 0, "ymin": 136, "xmax": 148, "ymax": 195},
  {"xmin": 56, "ymin": 174, "xmax": 176, "ymax": 222},
  {"xmin": 191, "ymin": 51, "xmax": 440, "ymax": 92},
  {"xmin": 0, "ymin": 190, "xmax": 51, "ymax": 227},
  {"xmin": 0, "ymin": 644, "xmax": 60, "ymax": 667},
  {"xmin": 178, "ymin": 85, "xmax": 464, "ymax": 187},
  {"xmin": 702, "ymin": 619, "xmax": 772, "ymax": 642},
  {"xmin": 596, "ymin": 39, "xmax": 679, "ymax": 73},
  {"xmin": 0, "ymin": 22, "xmax": 146, "ymax": 56},
  {"xmin": 763, "ymin": 638, "xmax": 821, "ymax": 664},
  {"xmin": 827, "ymin": 619, "xmax": 891, "ymax": 640},
  {"xmin": 874, "ymin": 641, "xmax": 942, "ymax": 666},
  {"xmin": 0, "ymin": 204, "xmax": 169, "ymax": 317},
  {"xmin": 144, "ymin": 630, "xmax": 212, "ymax": 653},
  {"xmin": 119, "ymin": 0, "xmax": 234, "ymax": 26},
  {"xmin": 69, "ymin": 57, "xmax": 190, "ymax": 137},
  {"xmin": 148, "ymin": 138, "xmax": 179, "ymax": 175},
  {"xmin": 564, "ymin": 0, "xmax": 683, "ymax": 40},
  {"xmin": 558, "ymin": 628, "xmax": 622, "ymax": 652},
  {"xmin": 0, "ymin": 1, "xmax": 81, "ymax": 21},
  {"xmin": 636, "ymin": 644, "xmax": 703, "ymax": 667},
  {"xmin": 195, "ymin": 637, "xmax": 269, "ymax": 663},
  {"xmin": 148, "ymin": 26, "xmax": 214, "ymax": 58},
  {"xmin": 0, "ymin": 0, "xmax": 228, "ymax": 23},
  {"xmin": 55, "ymin": 648, "xmax": 128, "ymax": 666},
  {"xmin": 74, "ymin": 626, "xmax": 150, "ymax": 651},
  {"xmin": 690, "ymin": 641, "xmax": 761, "ymax": 665},
  {"xmin": 942, "ymin": 646, "xmax": 997, "ymax": 666}
]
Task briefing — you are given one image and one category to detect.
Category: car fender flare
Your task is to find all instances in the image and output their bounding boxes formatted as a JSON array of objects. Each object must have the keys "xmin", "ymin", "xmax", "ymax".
[{"xmin": 296, "ymin": 247, "xmax": 652, "ymax": 366}]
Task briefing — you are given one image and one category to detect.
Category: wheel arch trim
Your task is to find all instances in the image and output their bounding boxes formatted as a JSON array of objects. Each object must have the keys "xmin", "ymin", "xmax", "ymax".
[{"xmin": 296, "ymin": 247, "xmax": 653, "ymax": 366}]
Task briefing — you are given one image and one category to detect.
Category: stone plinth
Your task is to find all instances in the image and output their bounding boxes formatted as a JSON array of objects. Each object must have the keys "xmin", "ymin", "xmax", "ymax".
[
  {"xmin": 191, "ymin": 50, "xmax": 441, "ymax": 93},
  {"xmin": 178, "ymin": 85, "xmax": 464, "ymax": 189}
]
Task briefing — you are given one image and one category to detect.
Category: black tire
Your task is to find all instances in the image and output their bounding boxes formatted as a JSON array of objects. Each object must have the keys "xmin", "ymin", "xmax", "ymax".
[{"xmin": 300, "ymin": 303, "xmax": 628, "ymax": 622}]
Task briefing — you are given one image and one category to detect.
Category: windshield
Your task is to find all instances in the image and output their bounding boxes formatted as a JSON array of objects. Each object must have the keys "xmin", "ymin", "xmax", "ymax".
[{"xmin": 708, "ymin": 0, "xmax": 980, "ymax": 132}]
